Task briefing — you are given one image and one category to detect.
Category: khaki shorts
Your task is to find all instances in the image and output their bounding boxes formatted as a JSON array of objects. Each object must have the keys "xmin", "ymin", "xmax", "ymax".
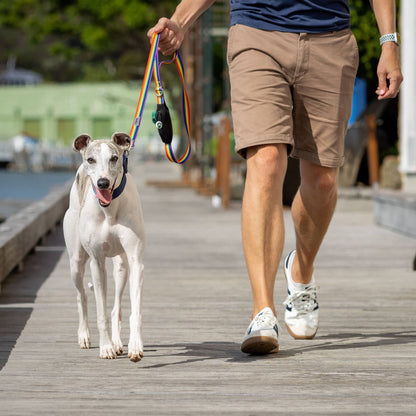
[{"xmin": 227, "ymin": 24, "xmax": 359, "ymax": 167}]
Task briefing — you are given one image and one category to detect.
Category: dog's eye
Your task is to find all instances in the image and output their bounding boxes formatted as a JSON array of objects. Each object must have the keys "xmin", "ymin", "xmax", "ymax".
[
  {"xmin": 110, "ymin": 156, "xmax": 118, "ymax": 163},
  {"xmin": 87, "ymin": 157, "xmax": 95, "ymax": 164}
]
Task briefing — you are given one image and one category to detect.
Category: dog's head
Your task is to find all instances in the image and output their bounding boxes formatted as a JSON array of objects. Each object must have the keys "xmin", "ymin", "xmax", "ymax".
[{"xmin": 73, "ymin": 132, "xmax": 131, "ymax": 207}]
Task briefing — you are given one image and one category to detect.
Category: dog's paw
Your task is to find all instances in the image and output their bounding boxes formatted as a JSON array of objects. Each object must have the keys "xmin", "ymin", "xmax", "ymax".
[
  {"xmin": 112, "ymin": 338, "xmax": 123, "ymax": 356},
  {"xmin": 78, "ymin": 330, "xmax": 90, "ymax": 349},
  {"xmin": 128, "ymin": 351, "xmax": 143, "ymax": 362},
  {"xmin": 128, "ymin": 341, "xmax": 143, "ymax": 362},
  {"xmin": 99, "ymin": 344, "xmax": 117, "ymax": 359}
]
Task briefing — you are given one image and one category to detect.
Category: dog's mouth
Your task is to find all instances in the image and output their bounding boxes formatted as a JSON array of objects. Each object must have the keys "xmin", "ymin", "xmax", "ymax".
[
  {"xmin": 96, "ymin": 189, "xmax": 112, "ymax": 207},
  {"xmin": 93, "ymin": 184, "xmax": 115, "ymax": 207}
]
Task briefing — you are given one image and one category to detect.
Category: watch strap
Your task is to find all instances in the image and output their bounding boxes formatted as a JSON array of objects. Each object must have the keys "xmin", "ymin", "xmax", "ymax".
[{"xmin": 380, "ymin": 32, "xmax": 401, "ymax": 46}]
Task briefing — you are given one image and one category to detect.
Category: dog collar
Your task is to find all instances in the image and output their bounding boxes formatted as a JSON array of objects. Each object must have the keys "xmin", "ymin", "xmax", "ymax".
[
  {"xmin": 91, "ymin": 154, "xmax": 128, "ymax": 205},
  {"xmin": 112, "ymin": 154, "xmax": 128, "ymax": 199}
]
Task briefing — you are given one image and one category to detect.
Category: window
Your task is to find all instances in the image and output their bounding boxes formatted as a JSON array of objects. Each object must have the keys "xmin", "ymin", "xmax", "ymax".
[
  {"xmin": 57, "ymin": 118, "xmax": 76, "ymax": 145},
  {"xmin": 23, "ymin": 119, "xmax": 41, "ymax": 139}
]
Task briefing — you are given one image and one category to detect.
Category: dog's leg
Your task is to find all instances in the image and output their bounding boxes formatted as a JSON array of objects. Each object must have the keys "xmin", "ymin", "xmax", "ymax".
[
  {"xmin": 64, "ymin": 210, "xmax": 91, "ymax": 349},
  {"xmin": 70, "ymin": 250, "xmax": 90, "ymax": 349},
  {"xmin": 128, "ymin": 254, "xmax": 145, "ymax": 362},
  {"xmin": 90, "ymin": 258, "xmax": 117, "ymax": 359},
  {"xmin": 111, "ymin": 254, "xmax": 128, "ymax": 355}
]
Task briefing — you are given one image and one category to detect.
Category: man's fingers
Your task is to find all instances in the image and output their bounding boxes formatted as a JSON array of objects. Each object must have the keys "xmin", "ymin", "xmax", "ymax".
[
  {"xmin": 377, "ymin": 72, "xmax": 388, "ymax": 97},
  {"xmin": 147, "ymin": 17, "xmax": 184, "ymax": 55},
  {"xmin": 376, "ymin": 69, "xmax": 403, "ymax": 100},
  {"xmin": 387, "ymin": 70, "xmax": 404, "ymax": 97},
  {"xmin": 147, "ymin": 17, "xmax": 171, "ymax": 38},
  {"xmin": 156, "ymin": 30, "xmax": 177, "ymax": 55}
]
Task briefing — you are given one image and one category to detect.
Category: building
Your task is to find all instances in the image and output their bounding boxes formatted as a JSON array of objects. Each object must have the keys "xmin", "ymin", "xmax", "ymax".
[{"xmin": 0, "ymin": 82, "xmax": 178, "ymax": 156}]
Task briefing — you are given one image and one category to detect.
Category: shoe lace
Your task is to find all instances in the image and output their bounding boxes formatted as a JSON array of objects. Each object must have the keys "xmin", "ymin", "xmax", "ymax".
[
  {"xmin": 284, "ymin": 285, "xmax": 318, "ymax": 314},
  {"xmin": 255, "ymin": 313, "xmax": 268, "ymax": 327},
  {"xmin": 252, "ymin": 311, "xmax": 275, "ymax": 331}
]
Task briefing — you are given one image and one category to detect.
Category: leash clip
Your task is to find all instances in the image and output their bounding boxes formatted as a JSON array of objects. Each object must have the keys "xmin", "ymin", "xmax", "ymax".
[{"xmin": 155, "ymin": 87, "xmax": 164, "ymax": 98}]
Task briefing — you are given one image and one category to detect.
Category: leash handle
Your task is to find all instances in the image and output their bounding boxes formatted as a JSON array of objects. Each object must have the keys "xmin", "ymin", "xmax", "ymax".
[{"xmin": 130, "ymin": 33, "xmax": 191, "ymax": 164}]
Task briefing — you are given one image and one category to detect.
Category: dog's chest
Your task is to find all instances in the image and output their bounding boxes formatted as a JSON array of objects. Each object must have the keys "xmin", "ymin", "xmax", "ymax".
[{"xmin": 80, "ymin": 214, "xmax": 125, "ymax": 257}]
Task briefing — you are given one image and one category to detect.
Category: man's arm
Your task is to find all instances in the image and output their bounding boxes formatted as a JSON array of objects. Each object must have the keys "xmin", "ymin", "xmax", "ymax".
[
  {"xmin": 369, "ymin": 0, "xmax": 403, "ymax": 99},
  {"xmin": 147, "ymin": 0, "xmax": 216, "ymax": 56}
]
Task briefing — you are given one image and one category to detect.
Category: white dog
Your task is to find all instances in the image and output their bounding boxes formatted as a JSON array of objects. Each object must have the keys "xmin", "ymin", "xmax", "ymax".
[{"xmin": 63, "ymin": 132, "xmax": 145, "ymax": 361}]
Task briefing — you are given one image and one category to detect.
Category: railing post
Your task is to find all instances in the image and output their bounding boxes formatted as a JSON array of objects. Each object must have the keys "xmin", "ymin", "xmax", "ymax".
[
  {"xmin": 366, "ymin": 113, "xmax": 379, "ymax": 188},
  {"xmin": 216, "ymin": 116, "xmax": 231, "ymax": 209}
]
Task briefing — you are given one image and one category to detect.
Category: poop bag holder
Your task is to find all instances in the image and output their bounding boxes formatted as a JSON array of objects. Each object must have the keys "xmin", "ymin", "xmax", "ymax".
[{"xmin": 153, "ymin": 103, "xmax": 173, "ymax": 145}]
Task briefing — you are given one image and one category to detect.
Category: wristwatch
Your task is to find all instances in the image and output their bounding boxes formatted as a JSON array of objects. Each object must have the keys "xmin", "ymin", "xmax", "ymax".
[{"xmin": 379, "ymin": 32, "xmax": 401, "ymax": 46}]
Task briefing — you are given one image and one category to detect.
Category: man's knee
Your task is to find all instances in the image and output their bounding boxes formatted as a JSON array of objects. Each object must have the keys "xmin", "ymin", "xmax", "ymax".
[
  {"xmin": 314, "ymin": 170, "xmax": 338, "ymax": 195},
  {"xmin": 301, "ymin": 164, "xmax": 338, "ymax": 203},
  {"xmin": 246, "ymin": 144, "xmax": 288, "ymax": 180}
]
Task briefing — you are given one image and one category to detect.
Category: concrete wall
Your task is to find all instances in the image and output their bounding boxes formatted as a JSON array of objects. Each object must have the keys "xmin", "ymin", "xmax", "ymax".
[{"xmin": 373, "ymin": 191, "xmax": 416, "ymax": 238}]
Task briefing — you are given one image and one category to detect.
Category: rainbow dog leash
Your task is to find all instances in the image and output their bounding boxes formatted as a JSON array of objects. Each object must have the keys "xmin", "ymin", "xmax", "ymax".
[{"xmin": 130, "ymin": 32, "xmax": 191, "ymax": 164}]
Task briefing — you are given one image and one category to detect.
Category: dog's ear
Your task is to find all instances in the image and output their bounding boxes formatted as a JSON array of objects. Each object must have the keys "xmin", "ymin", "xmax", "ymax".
[
  {"xmin": 111, "ymin": 132, "xmax": 131, "ymax": 151},
  {"xmin": 73, "ymin": 134, "xmax": 91, "ymax": 152}
]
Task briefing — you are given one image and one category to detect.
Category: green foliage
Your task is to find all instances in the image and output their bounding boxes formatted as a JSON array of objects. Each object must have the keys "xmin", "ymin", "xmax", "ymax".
[
  {"xmin": 0, "ymin": 0, "xmax": 177, "ymax": 82},
  {"xmin": 0, "ymin": 0, "xmax": 401, "ymax": 90}
]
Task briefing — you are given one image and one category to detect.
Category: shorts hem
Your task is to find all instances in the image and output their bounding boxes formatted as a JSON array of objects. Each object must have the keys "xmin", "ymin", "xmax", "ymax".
[
  {"xmin": 235, "ymin": 135, "xmax": 293, "ymax": 159},
  {"xmin": 291, "ymin": 148, "xmax": 344, "ymax": 168}
]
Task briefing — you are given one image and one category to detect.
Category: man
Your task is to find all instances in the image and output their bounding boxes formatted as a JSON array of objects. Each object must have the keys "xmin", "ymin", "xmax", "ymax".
[{"xmin": 148, "ymin": 0, "xmax": 403, "ymax": 354}]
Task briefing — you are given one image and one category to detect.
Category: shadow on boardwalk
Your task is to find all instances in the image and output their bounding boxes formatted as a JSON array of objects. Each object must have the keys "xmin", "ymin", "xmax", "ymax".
[
  {"xmin": 0, "ymin": 228, "xmax": 65, "ymax": 370},
  {"xmin": 140, "ymin": 330, "xmax": 416, "ymax": 370}
]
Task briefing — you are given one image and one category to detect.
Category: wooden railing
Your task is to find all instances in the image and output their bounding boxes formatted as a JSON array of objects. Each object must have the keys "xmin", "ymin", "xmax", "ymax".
[{"xmin": 0, "ymin": 181, "xmax": 71, "ymax": 284}]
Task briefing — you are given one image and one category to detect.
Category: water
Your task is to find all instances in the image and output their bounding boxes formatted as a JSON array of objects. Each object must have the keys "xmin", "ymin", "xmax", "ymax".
[{"xmin": 0, "ymin": 170, "xmax": 75, "ymax": 200}]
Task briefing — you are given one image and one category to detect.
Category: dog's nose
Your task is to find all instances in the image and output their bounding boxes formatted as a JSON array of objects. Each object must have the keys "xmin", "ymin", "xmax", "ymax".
[{"xmin": 97, "ymin": 178, "xmax": 110, "ymax": 189}]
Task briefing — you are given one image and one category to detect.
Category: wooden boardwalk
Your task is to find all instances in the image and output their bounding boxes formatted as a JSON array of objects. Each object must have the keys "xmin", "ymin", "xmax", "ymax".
[{"xmin": 1, "ymin": 159, "xmax": 415, "ymax": 415}]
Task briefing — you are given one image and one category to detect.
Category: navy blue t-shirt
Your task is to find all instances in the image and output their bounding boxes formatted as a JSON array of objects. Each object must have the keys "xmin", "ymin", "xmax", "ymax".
[{"xmin": 230, "ymin": 0, "xmax": 350, "ymax": 33}]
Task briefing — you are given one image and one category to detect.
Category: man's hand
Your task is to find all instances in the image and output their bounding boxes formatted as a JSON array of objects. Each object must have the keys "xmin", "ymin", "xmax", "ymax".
[
  {"xmin": 147, "ymin": 17, "xmax": 185, "ymax": 56},
  {"xmin": 376, "ymin": 43, "xmax": 403, "ymax": 100}
]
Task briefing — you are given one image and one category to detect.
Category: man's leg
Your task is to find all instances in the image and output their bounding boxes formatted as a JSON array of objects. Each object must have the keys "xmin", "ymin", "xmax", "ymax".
[
  {"xmin": 242, "ymin": 143, "xmax": 288, "ymax": 318},
  {"xmin": 282, "ymin": 160, "xmax": 338, "ymax": 339},
  {"xmin": 290, "ymin": 160, "xmax": 339, "ymax": 284}
]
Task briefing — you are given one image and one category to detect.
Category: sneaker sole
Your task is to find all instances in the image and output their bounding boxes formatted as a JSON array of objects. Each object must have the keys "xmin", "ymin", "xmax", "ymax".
[
  {"xmin": 285, "ymin": 323, "xmax": 318, "ymax": 340},
  {"xmin": 241, "ymin": 336, "xmax": 279, "ymax": 355}
]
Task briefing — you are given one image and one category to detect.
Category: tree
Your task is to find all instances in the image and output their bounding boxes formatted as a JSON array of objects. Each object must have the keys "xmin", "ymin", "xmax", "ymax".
[
  {"xmin": 0, "ymin": 0, "xmax": 177, "ymax": 82},
  {"xmin": 0, "ymin": 0, "xmax": 400, "ymax": 91}
]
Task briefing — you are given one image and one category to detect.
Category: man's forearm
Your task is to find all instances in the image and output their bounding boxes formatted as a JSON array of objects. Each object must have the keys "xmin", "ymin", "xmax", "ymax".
[
  {"xmin": 171, "ymin": 0, "xmax": 217, "ymax": 33},
  {"xmin": 369, "ymin": 0, "xmax": 397, "ymax": 35}
]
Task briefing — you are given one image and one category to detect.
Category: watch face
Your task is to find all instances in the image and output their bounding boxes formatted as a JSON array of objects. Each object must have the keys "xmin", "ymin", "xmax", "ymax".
[{"xmin": 396, "ymin": 33, "xmax": 401, "ymax": 44}]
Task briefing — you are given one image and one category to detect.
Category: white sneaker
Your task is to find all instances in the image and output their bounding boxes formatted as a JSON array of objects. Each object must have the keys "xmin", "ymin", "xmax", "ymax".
[
  {"xmin": 241, "ymin": 307, "xmax": 279, "ymax": 355},
  {"xmin": 283, "ymin": 250, "xmax": 319, "ymax": 339}
]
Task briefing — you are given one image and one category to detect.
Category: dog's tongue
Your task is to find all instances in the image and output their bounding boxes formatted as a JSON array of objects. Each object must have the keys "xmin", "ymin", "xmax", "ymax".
[{"xmin": 95, "ymin": 188, "xmax": 112, "ymax": 205}]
